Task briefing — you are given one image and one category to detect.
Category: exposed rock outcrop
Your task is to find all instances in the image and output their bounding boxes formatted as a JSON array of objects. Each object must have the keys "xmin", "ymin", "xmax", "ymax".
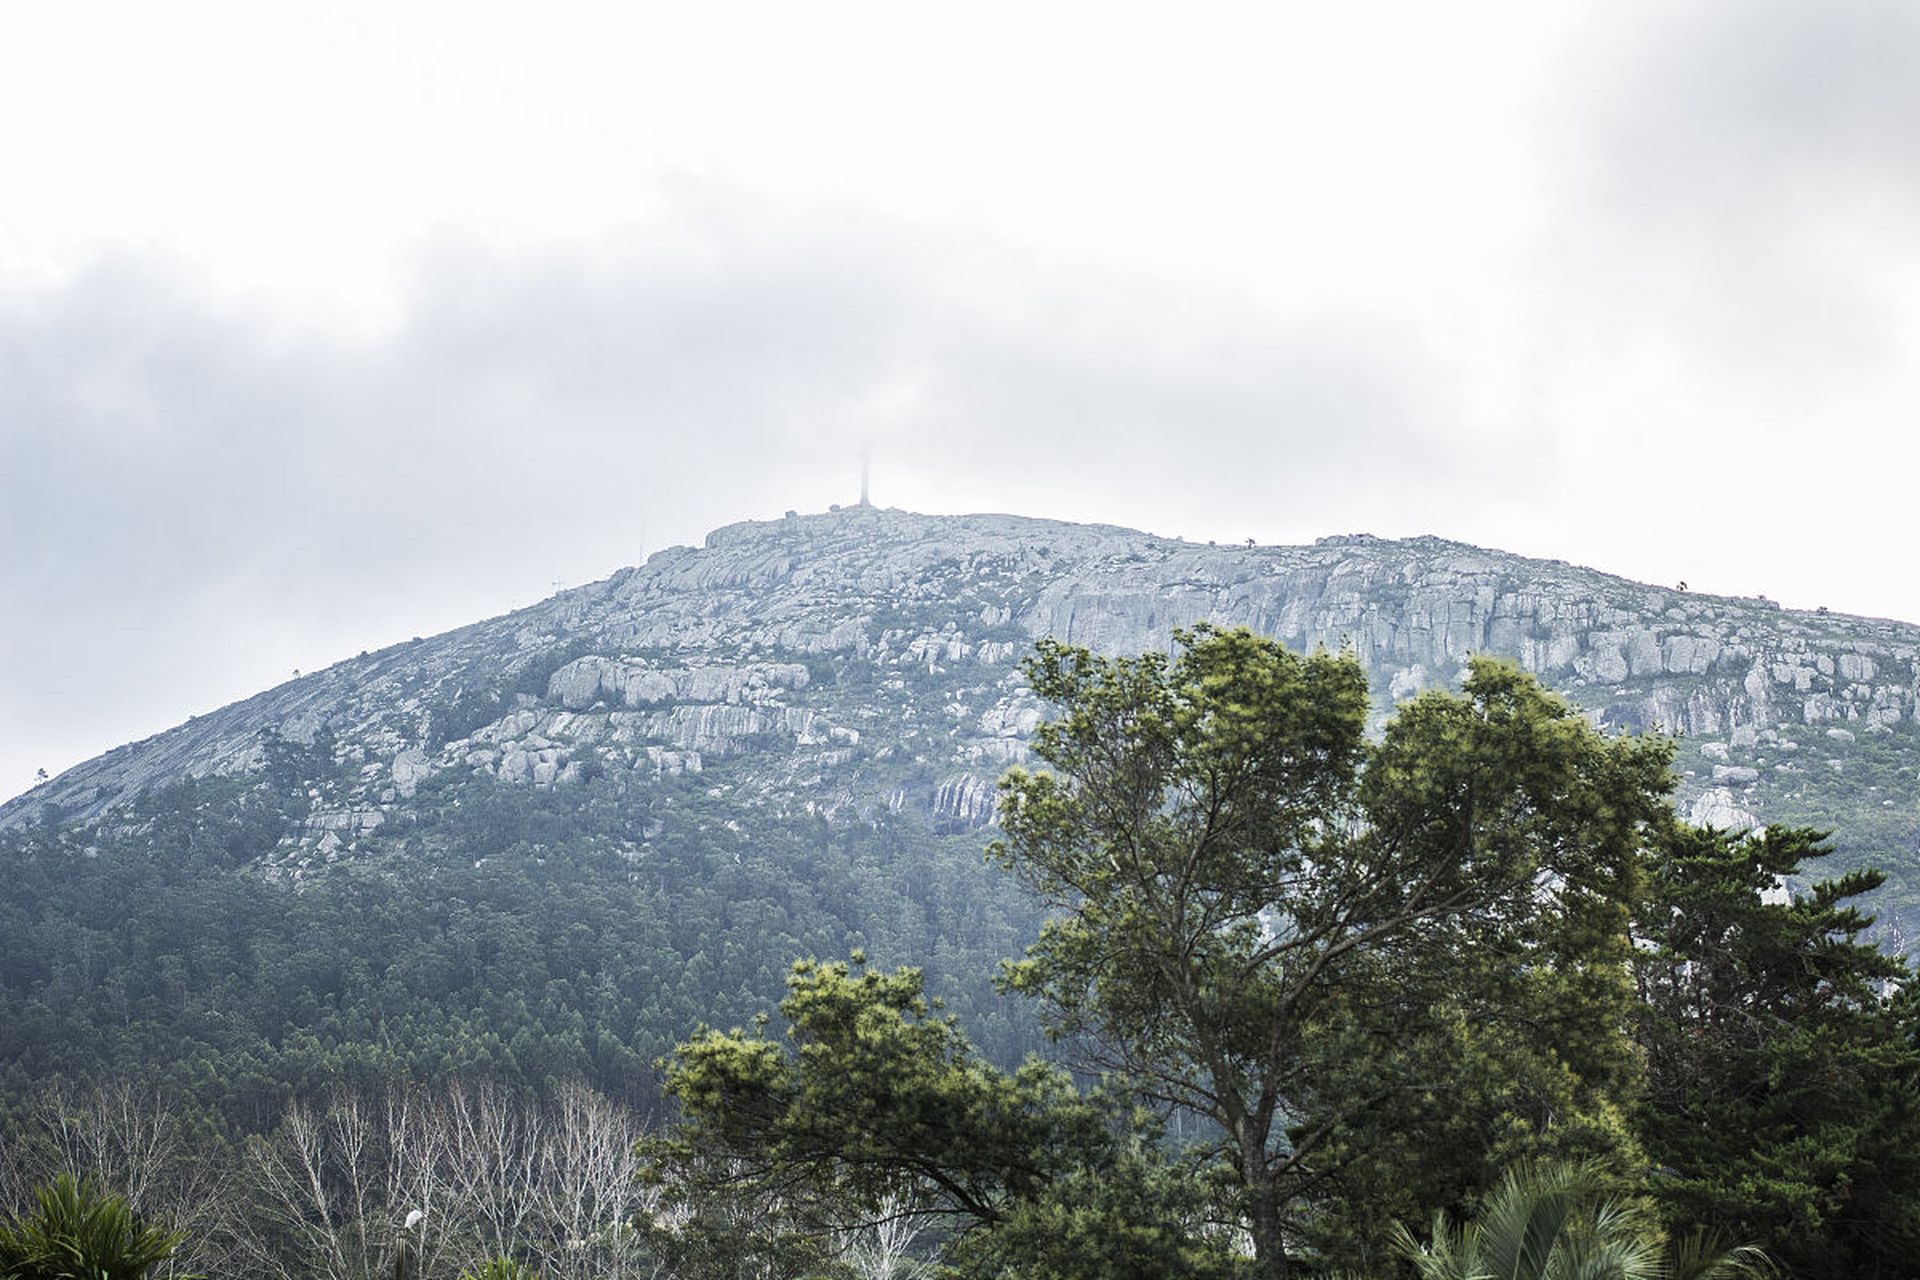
[{"xmin": 6, "ymin": 508, "xmax": 1916, "ymax": 881}]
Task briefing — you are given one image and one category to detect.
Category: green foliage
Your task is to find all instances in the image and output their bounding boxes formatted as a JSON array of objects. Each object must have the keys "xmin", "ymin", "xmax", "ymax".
[
  {"xmin": 457, "ymin": 1259, "xmax": 543, "ymax": 1280},
  {"xmin": 992, "ymin": 627, "xmax": 1674, "ymax": 1275},
  {"xmin": 431, "ymin": 687, "xmax": 512, "ymax": 747},
  {"xmin": 0, "ymin": 1175, "xmax": 192, "ymax": 1280},
  {"xmin": 0, "ymin": 765, "xmax": 1046, "ymax": 1129},
  {"xmin": 1388, "ymin": 1160, "xmax": 1769, "ymax": 1280},
  {"xmin": 1633, "ymin": 823, "xmax": 1920, "ymax": 1276},
  {"xmin": 14, "ymin": 614, "xmax": 1920, "ymax": 1278},
  {"xmin": 938, "ymin": 1151, "xmax": 1247, "ymax": 1280},
  {"xmin": 651, "ymin": 958, "xmax": 1102, "ymax": 1228},
  {"xmin": 1661, "ymin": 717, "xmax": 1920, "ymax": 939},
  {"xmin": 638, "ymin": 1215, "xmax": 843, "ymax": 1280},
  {"xmin": 648, "ymin": 957, "xmax": 1243, "ymax": 1279}
]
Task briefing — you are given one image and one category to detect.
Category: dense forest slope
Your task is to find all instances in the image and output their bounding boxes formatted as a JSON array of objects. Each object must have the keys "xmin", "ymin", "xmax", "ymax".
[{"xmin": 4, "ymin": 506, "xmax": 1918, "ymax": 1117}]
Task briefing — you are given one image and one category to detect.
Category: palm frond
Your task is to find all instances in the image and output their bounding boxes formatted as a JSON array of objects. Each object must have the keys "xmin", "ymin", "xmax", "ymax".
[
  {"xmin": 1662, "ymin": 1229, "xmax": 1773, "ymax": 1280},
  {"xmin": 1474, "ymin": 1160, "xmax": 1605, "ymax": 1280}
]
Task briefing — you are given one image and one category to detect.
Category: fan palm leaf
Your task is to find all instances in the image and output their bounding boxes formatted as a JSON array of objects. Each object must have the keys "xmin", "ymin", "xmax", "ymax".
[{"xmin": 1388, "ymin": 1162, "xmax": 1769, "ymax": 1280}]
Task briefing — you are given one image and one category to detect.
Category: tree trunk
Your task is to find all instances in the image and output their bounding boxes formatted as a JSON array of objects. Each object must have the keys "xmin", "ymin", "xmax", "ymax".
[
  {"xmin": 1239, "ymin": 1146, "xmax": 1290, "ymax": 1280},
  {"xmin": 1247, "ymin": 1187, "xmax": 1290, "ymax": 1280}
]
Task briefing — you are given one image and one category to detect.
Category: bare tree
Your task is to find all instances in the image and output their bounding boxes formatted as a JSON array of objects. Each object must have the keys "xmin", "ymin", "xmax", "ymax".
[
  {"xmin": 439, "ymin": 1082, "xmax": 544, "ymax": 1268},
  {"xmin": 238, "ymin": 1080, "xmax": 664, "ymax": 1280},
  {"xmin": 242, "ymin": 1089, "xmax": 460, "ymax": 1280},
  {"xmin": 836, "ymin": 1191, "xmax": 935, "ymax": 1280},
  {"xmin": 1, "ymin": 1083, "xmax": 239, "ymax": 1279},
  {"xmin": 532, "ymin": 1081, "xmax": 659, "ymax": 1280}
]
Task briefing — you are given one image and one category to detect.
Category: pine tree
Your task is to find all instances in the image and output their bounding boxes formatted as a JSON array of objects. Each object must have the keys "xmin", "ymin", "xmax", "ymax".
[{"xmin": 1634, "ymin": 823, "xmax": 1920, "ymax": 1276}]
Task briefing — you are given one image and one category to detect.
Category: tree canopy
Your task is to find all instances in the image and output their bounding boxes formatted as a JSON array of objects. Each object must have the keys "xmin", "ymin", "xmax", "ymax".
[
  {"xmin": 1633, "ymin": 823, "xmax": 1920, "ymax": 1275},
  {"xmin": 646, "ymin": 956, "xmax": 1242, "ymax": 1279},
  {"xmin": 992, "ymin": 627, "xmax": 1673, "ymax": 1276},
  {"xmin": 659, "ymin": 627, "xmax": 1698, "ymax": 1277},
  {"xmin": 19, "ymin": 623, "xmax": 1920, "ymax": 1278}
]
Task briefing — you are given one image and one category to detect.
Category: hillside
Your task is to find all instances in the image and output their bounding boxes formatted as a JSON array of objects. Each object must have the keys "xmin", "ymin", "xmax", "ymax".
[
  {"xmin": 8, "ymin": 506, "xmax": 1919, "ymax": 910},
  {"xmin": 5, "ymin": 504, "xmax": 1919, "ymax": 1121}
]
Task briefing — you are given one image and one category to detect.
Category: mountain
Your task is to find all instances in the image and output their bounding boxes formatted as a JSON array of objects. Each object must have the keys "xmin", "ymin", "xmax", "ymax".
[
  {"xmin": 6, "ymin": 505, "xmax": 1919, "ymax": 1118},
  {"xmin": 9, "ymin": 506, "xmax": 1920, "ymax": 904}
]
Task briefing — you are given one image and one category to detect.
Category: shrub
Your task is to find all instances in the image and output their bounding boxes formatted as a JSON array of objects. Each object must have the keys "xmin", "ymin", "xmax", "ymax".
[{"xmin": 0, "ymin": 1174, "xmax": 191, "ymax": 1280}]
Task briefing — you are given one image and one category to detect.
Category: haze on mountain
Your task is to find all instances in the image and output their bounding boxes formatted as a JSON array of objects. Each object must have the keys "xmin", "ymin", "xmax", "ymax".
[{"xmin": 7, "ymin": 0, "xmax": 1920, "ymax": 803}]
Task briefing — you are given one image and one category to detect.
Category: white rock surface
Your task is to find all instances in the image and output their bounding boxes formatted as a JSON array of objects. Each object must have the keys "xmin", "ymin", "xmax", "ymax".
[
  {"xmin": 8, "ymin": 507, "xmax": 1920, "ymax": 846},
  {"xmin": 1688, "ymin": 788, "xmax": 1759, "ymax": 832}
]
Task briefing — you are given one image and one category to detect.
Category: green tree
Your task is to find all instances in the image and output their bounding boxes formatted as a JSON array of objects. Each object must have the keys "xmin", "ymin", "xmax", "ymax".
[
  {"xmin": 646, "ymin": 956, "xmax": 1241, "ymax": 1280},
  {"xmin": 993, "ymin": 627, "xmax": 1673, "ymax": 1277},
  {"xmin": 458, "ymin": 1260, "xmax": 543, "ymax": 1280},
  {"xmin": 1633, "ymin": 823, "xmax": 1920, "ymax": 1276}
]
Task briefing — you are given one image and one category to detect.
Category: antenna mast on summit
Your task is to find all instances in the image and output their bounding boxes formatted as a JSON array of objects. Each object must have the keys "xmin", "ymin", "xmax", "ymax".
[{"xmin": 859, "ymin": 450, "xmax": 871, "ymax": 507}]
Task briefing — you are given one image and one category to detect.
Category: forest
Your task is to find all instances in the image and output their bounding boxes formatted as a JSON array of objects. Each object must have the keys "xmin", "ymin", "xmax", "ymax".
[{"xmin": 3, "ymin": 628, "xmax": 1917, "ymax": 1278}]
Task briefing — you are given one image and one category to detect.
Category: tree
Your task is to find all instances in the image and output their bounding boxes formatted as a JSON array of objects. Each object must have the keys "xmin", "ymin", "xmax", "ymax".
[
  {"xmin": 834, "ymin": 1191, "xmax": 933, "ymax": 1280},
  {"xmin": 236, "ymin": 1081, "xmax": 660, "ymax": 1280},
  {"xmin": 992, "ymin": 627, "xmax": 1674, "ymax": 1277},
  {"xmin": 1633, "ymin": 823, "xmax": 1920, "ymax": 1276},
  {"xmin": 0, "ymin": 1084, "xmax": 237, "ymax": 1280},
  {"xmin": 647, "ymin": 956, "xmax": 1242, "ymax": 1280},
  {"xmin": 240, "ymin": 1089, "xmax": 459, "ymax": 1280}
]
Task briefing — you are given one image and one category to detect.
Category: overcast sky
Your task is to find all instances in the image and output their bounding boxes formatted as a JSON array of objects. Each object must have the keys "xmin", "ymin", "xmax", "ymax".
[{"xmin": 5, "ymin": 0, "xmax": 1920, "ymax": 801}]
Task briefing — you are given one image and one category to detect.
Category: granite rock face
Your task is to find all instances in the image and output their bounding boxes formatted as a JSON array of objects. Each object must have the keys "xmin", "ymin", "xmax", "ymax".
[{"xmin": 7, "ymin": 507, "xmax": 1918, "ymax": 884}]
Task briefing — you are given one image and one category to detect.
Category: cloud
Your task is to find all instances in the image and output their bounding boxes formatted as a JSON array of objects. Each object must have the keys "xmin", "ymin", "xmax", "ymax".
[
  {"xmin": 1555, "ymin": 0, "xmax": 1920, "ymax": 376},
  {"xmin": 0, "ymin": 195, "xmax": 1468, "ymax": 797}
]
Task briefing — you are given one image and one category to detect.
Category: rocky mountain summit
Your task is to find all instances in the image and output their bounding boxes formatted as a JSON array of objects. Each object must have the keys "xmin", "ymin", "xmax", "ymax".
[{"xmin": 8, "ymin": 506, "xmax": 1919, "ymax": 907}]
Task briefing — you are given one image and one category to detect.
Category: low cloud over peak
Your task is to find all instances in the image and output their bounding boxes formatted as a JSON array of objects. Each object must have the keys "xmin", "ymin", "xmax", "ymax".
[{"xmin": 1, "ymin": 201, "xmax": 1472, "ymax": 798}]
